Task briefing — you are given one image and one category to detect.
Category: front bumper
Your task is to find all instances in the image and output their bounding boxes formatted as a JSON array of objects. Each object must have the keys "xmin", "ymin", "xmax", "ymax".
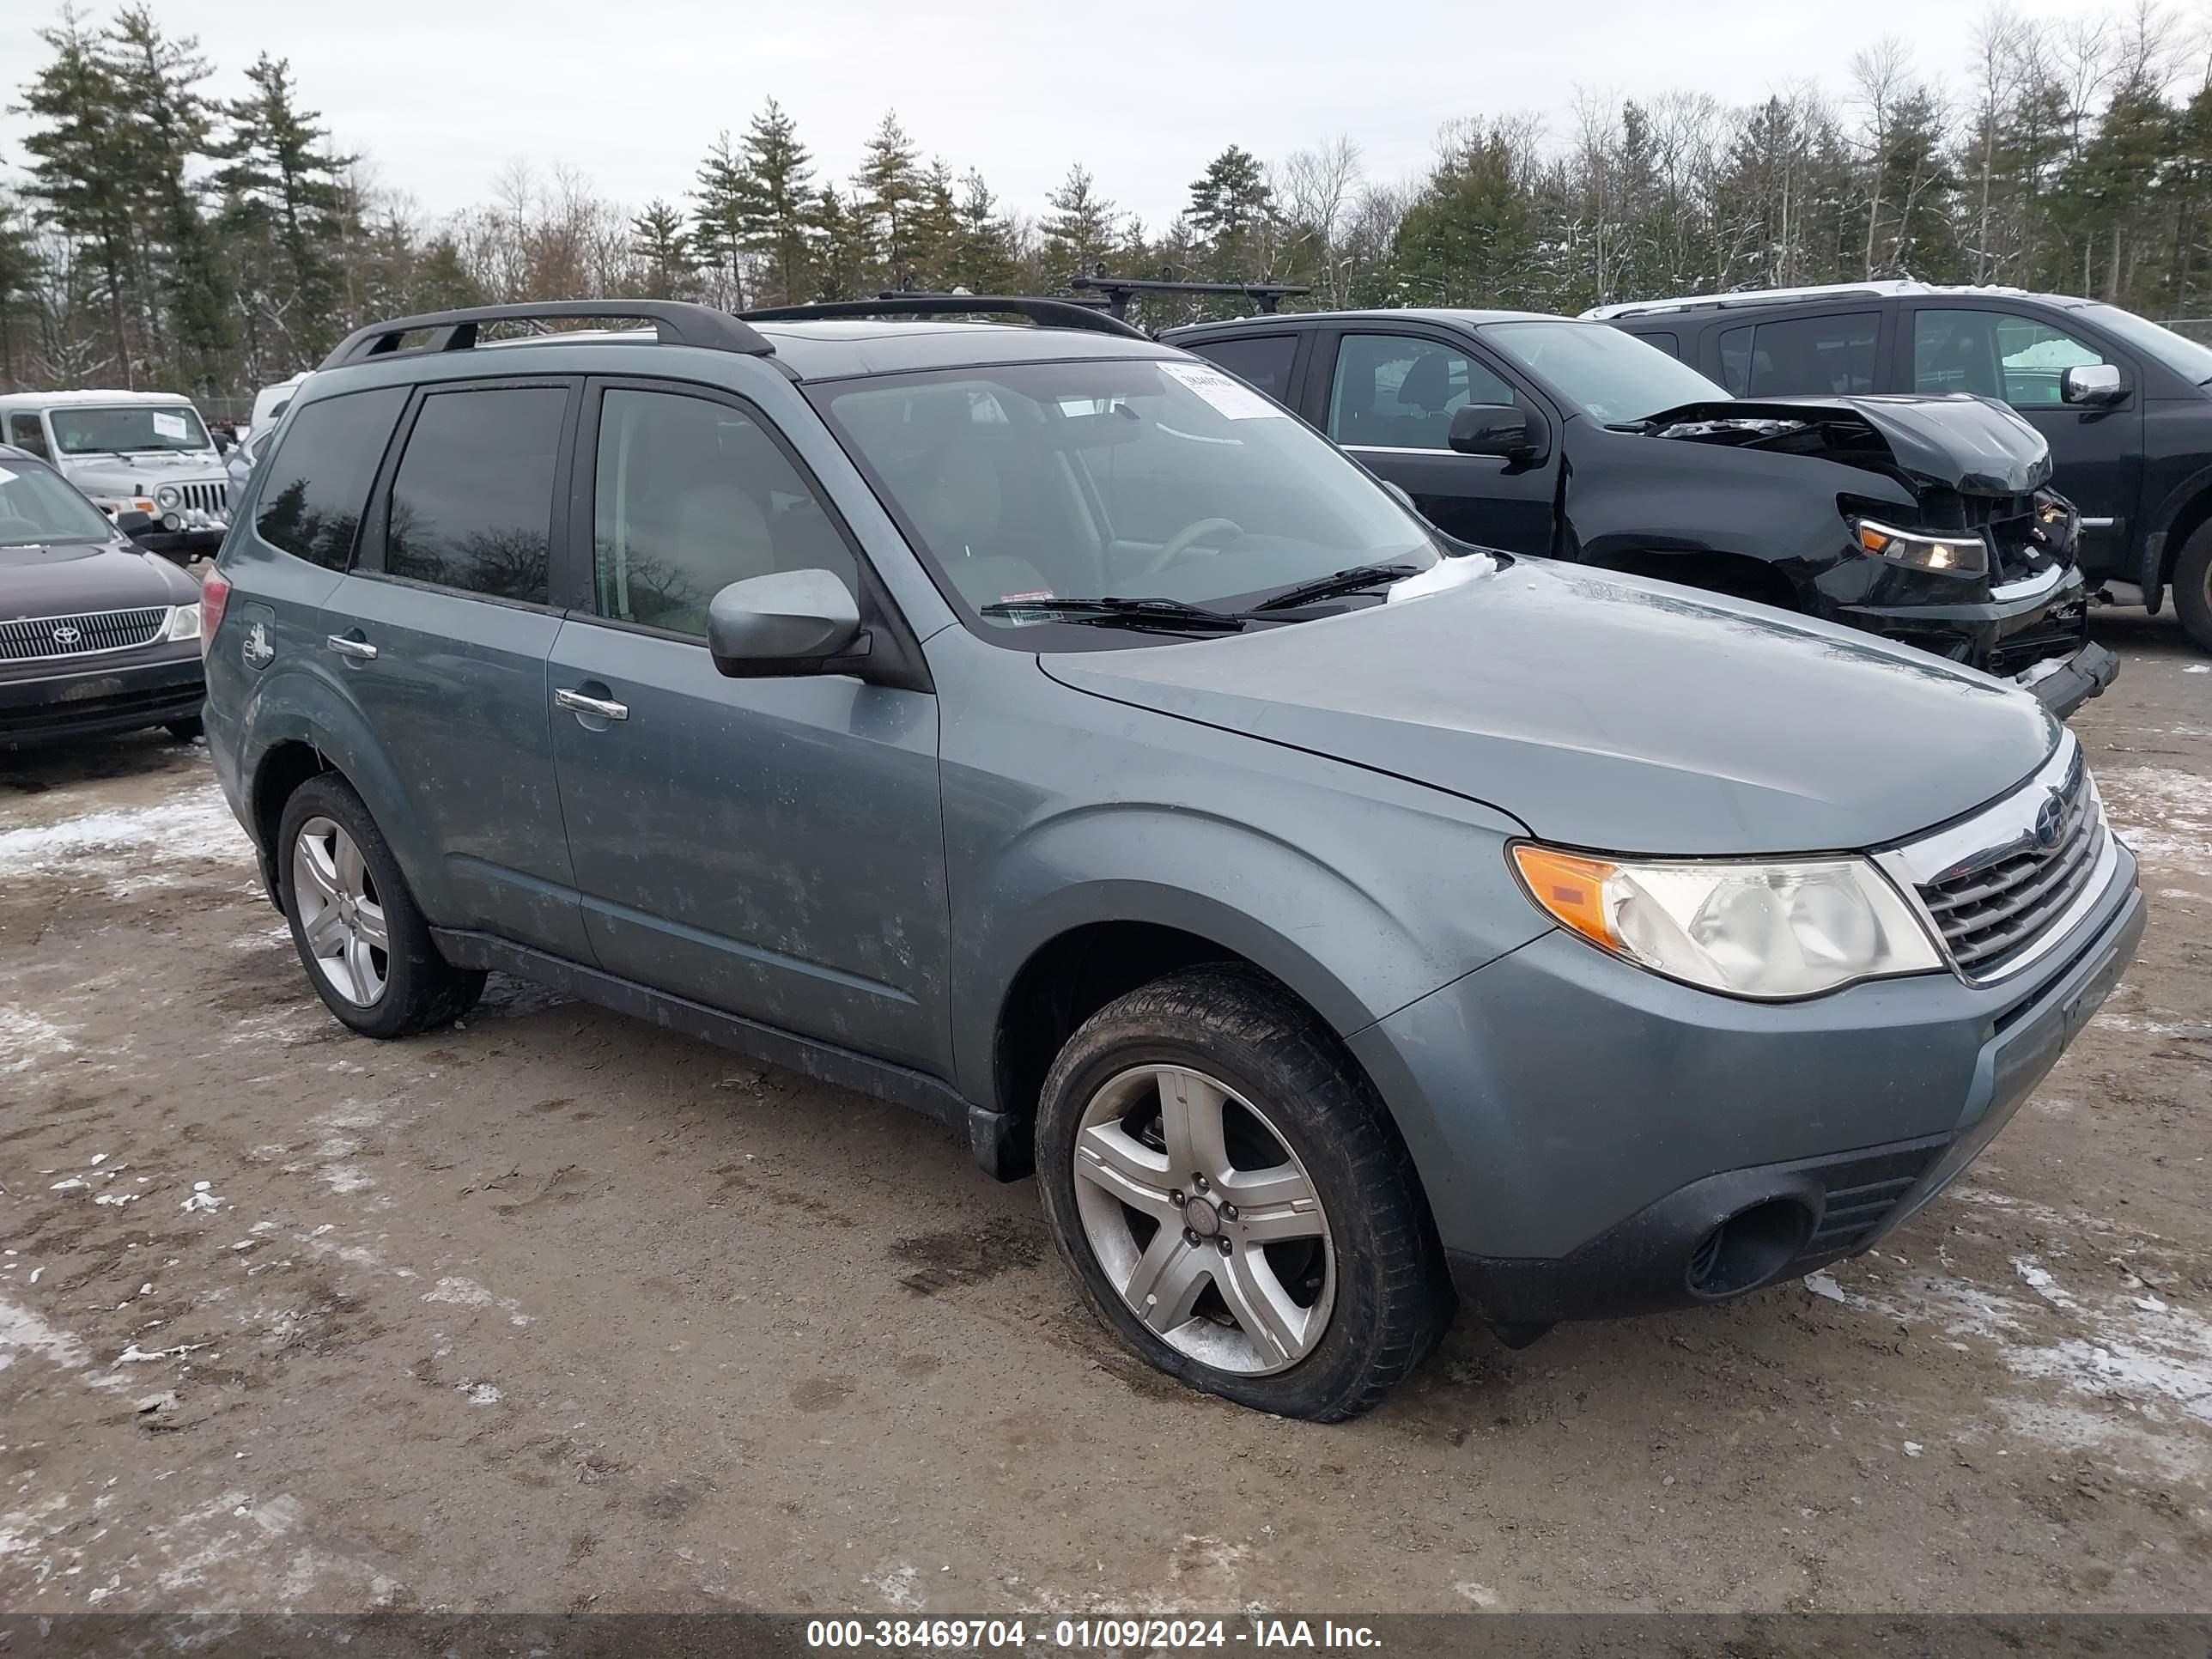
[
  {"xmin": 1349, "ymin": 842, "xmax": 2142, "ymax": 1327},
  {"xmin": 1825, "ymin": 562, "xmax": 2110, "ymax": 711},
  {"xmin": 0, "ymin": 648, "xmax": 206, "ymax": 748},
  {"xmin": 126, "ymin": 526, "xmax": 227, "ymax": 566}
]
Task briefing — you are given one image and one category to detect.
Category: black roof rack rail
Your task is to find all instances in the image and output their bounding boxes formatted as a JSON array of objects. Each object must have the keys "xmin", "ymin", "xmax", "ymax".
[
  {"xmin": 1070, "ymin": 273, "xmax": 1310, "ymax": 320},
  {"xmin": 739, "ymin": 293, "xmax": 1149, "ymax": 341},
  {"xmin": 319, "ymin": 300, "xmax": 776, "ymax": 370}
]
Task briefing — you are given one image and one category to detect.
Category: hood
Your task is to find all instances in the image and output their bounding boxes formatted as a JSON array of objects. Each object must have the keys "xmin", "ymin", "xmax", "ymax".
[
  {"xmin": 1041, "ymin": 560, "xmax": 2057, "ymax": 857},
  {"xmin": 0, "ymin": 539, "xmax": 199, "ymax": 618},
  {"xmin": 1639, "ymin": 393, "xmax": 2051, "ymax": 497},
  {"xmin": 57, "ymin": 449, "xmax": 227, "ymax": 490}
]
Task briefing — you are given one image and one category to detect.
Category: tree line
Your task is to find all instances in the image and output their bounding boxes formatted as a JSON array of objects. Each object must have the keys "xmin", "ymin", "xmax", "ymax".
[{"xmin": 3, "ymin": 2, "xmax": 2209, "ymax": 400}]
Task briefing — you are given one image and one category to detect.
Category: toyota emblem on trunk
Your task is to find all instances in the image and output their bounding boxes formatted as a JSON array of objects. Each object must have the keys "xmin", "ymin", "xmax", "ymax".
[{"xmin": 49, "ymin": 623, "xmax": 81, "ymax": 647}]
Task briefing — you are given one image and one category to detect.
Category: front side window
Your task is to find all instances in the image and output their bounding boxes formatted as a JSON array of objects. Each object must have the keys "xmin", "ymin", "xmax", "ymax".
[
  {"xmin": 816, "ymin": 356, "xmax": 1437, "ymax": 635},
  {"xmin": 1186, "ymin": 334, "xmax": 1297, "ymax": 403},
  {"xmin": 7, "ymin": 413, "xmax": 50, "ymax": 459},
  {"xmin": 0, "ymin": 456, "xmax": 119, "ymax": 547},
  {"xmin": 1327, "ymin": 334, "xmax": 1512, "ymax": 450},
  {"xmin": 49, "ymin": 404, "xmax": 213, "ymax": 455},
  {"xmin": 254, "ymin": 387, "xmax": 408, "ymax": 570},
  {"xmin": 1717, "ymin": 313, "xmax": 1879, "ymax": 398},
  {"xmin": 592, "ymin": 388, "xmax": 854, "ymax": 637},
  {"xmin": 1914, "ymin": 309, "xmax": 2107, "ymax": 406},
  {"xmin": 384, "ymin": 386, "xmax": 566, "ymax": 605},
  {"xmin": 1484, "ymin": 319, "xmax": 1727, "ymax": 422}
]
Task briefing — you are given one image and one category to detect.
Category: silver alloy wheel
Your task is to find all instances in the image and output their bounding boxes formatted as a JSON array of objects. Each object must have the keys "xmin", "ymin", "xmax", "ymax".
[
  {"xmin": 1072, "ymin": 1064, "xmax": 1335, "ymax": 1376},
  {"xmin": 291, "ymin": 816, "xmax": 389, "ymax": 1007}
]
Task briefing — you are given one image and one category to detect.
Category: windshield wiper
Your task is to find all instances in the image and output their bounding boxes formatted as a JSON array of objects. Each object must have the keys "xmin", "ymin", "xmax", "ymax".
[
  {"xmin": 977, "ymin": 595, "xmax": 1248, "ymax": 633},
  {"xmin": 1249, "ymin": 562, "xmax": 1420, "ymax": 612}
]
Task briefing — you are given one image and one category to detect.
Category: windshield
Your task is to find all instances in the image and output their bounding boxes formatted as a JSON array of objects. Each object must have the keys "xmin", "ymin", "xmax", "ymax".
[
  {"xmin": 2079, "ymin": 304, "xmax": 2212, "ymax": 386},
  {"xmin": 815, "ymin": 357, "xmax": 1438, "ymax": 634},
  {"xmin": 50, "ymin": 404, "xmax": 213, "ymax": 456},
  {"xmin": 1482, "ymin": 320, "xmax": 1729, "ymax": 422},
  {"xmin": 0, "ymin": 456, "xmax": 122, "ymax": 546}
]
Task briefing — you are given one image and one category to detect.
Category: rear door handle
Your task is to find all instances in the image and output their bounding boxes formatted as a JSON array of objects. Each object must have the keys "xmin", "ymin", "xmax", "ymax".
[
  {"xmin": 554, "ymin": 687, "xmax": 629, "ymax": 722},
  {"xmin": 325, "ymin": 633, "xmax": 377, "ymax": 660}
]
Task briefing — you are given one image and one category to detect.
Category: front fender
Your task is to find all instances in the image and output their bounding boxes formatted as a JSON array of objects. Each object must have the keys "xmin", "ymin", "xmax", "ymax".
[{"xmin": 2143, "ymin": 464, "xmax": 2212, "ymax": 611}]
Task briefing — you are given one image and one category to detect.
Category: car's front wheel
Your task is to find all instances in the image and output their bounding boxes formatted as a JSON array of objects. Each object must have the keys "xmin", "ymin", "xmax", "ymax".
[
  {"xmin": 276, "ymin": 774, "xmax": 483, "ymax": 1039},
  {"xmin": 1035, "ymin": 966, "xmax": 1449, "ymax": 1421}
]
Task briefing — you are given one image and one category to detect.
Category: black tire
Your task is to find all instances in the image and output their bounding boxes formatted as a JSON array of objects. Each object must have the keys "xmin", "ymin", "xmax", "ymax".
[
  {"xmin": 2174, "ymin": 524, "xmax": 2212, "ymax": 654},
  {"xmin": 1035, "ymin": 965, "xmax": 1450, "ymax": 1421},
  {"xmin": 275, "ymin": 773, "xmax": 483, "ymax": 1039},
  {"xmin": 163, "ymin": 714, "xmax": 204, "ymax": 742}
]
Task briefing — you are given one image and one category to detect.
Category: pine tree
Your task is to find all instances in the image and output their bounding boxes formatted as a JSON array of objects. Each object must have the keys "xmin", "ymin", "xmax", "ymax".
[
  {"xmin": 812, "ymin": 185, "xmax": 873, "ymax": 300},
  {"xmin": 16, "ymin": 4, "xmax": 141, "ymax": 384},
  {"xmin": 216, "ymin": 54, "xmax": 354, "ymax": 368},
  {"xmin": 690, "ymin": 131, "xmax": 750, "ymax": 308},
  {"xmin": 948, "ymin": 169, "xmax": 1019, "ymax": 294},
  {"xmin": 629, "ymin": 199, "xmax": 696, "ymax": 298},
  {"xmin": 904, "ymin": 159, "xmax": 962, "ymax": 289},
  {"xmin": 107, "ymin": 5, "xmax": 229, "ymax": 388},
  {"xmin": 0, "ymin": 191, "xmax": 40, "ymax": 390},
  {"xmin": 854, "ymin": 112, "xmax": 921, "ymax": 282},
  {"xmin": 1039, "ymin": 164, "xmax": 1119, "ymax": 283},
  {"xmin": 734, "ymin": 98, "xmax": 817, "ymax": 306},
  {"xmin": 1186, "ymin": 144, "xmax": 1274, "ymax": 280}
]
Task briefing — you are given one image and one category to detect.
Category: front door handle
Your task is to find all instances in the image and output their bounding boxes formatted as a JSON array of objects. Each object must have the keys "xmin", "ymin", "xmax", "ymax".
[
  {"xmin": 554, "ymin": 687, "xmax": 629, "ymax": 722},
  {"xmin": 325, "ymin": 633, "xmax": 377, "ymax": 660}
]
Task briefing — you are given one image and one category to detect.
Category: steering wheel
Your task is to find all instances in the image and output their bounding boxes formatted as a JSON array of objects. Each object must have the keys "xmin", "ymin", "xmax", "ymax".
[{"xmin": 1141, "ymin": 517, "xmax": 1243, "ymax": 578}]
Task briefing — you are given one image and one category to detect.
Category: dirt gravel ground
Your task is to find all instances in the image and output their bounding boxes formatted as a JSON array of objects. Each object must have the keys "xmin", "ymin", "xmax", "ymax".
[{"xmin": 0, "ymin": 611, "xmax": 2207, "ymax": 1620}]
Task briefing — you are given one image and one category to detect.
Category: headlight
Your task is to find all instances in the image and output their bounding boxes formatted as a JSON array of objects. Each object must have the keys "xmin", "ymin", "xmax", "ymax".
[
  {"xmin": 160, "ymin": 604, "xmax": 203, "ymax": 642},
  {"xmin": 1510, "ymin": 843, "xmax": 1943, "ymax": 999},
  {"xmin": 155, "ymin": 484, "xmax": 181, "ymax": 509},
  {"xmin": 1850, "ymin": 517, "xmax": 1988, "ymax": 576}
]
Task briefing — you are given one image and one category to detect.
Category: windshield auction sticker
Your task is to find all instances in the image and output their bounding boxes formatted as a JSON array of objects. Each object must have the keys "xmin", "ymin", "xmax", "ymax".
[{"xmin": 1161, "ymin": 362, "xmax": 1288, "ymax": 420}]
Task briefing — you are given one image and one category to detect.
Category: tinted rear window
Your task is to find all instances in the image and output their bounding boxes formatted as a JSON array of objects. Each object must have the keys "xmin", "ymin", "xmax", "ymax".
[
  {"xmin": 1185, "ymin": 334, "xmax": 1297, "ymax": 402},
  {"xmin": 384, "ymin": 386, "xmax": 567, "ymax": 605},
  {"xmin": 1719, "ymin": 313, "xmax": 1880, "ymax": 397},
  {"xmin": 253, "ymin": 387, "xmax": 408, "ymax": 569}
]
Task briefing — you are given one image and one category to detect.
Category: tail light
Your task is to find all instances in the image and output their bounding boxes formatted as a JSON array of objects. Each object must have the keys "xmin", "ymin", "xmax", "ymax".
[{"xmin": 198, "ymin": 568, "xmax": 232, "ymax": 654}]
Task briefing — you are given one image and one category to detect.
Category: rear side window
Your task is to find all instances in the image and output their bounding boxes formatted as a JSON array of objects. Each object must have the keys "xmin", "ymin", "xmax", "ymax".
[
  {"xmin": 1638, "ymin": 331, "xmax": 1680, "ymax": 360},
  {"xmin": 7, "ymin": 413, "xmax": 50, "ymax": 459},
  {"xmin": 1718, "ymin": 313, "xmax": 1880, "ymax": 398},
  {"xmin": 1184, "ymin": 335, "xmax": 1297, "ymax": 402},
  {"xmin": 253, "ymin": 387, "xmax": 407, "ymax": 569},
  {"xmin": 384, "ymin": 386, "xmax": 567, "ymax": 605}
]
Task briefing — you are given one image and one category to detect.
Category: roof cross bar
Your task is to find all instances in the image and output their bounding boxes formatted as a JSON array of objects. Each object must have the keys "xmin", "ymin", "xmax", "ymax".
[
  {"xmin": 1070, "ymin": 274, "xmax": 1310, "ymax": 320},
  {"xmin": 739, "ymin": 294, "xmax": 1149, "ymax": 341},
  {"xmin": 320, "ymin": 301, "xmax": 777, "ymax": 369}
]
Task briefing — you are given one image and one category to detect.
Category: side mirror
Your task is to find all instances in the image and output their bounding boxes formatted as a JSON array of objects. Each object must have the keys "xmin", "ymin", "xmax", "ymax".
[
  {"xmin": 1449, "ymin": 403, "xmax": 1544, "ymax": 461},
  {"xmin": 113, "ymin": 508, "xmax": 157, "ymax": 541},
  {"xmin": 707, "ymin": 568, "xmax": 865, "ymax": 678},
  {"xmin": 2061, "ymin": 363, "xmax": 2125, "ymax": 407},
  {"xmin": 1381, "ymin": 480, "xmax": 1418, "ymax": 515}
]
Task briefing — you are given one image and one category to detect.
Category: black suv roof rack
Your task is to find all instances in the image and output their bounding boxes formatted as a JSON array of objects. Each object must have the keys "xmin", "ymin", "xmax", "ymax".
[
  {"xmin": 740, "ymin": 293, "xmax": 1149, "ymax": 341},
  {"xmin": 1071, "ymin": 273, "xmax": 1310, "ymax": 320},
  {"xmin": 320, "ymin": 300, "xmax": 777, "ymax": 370}
]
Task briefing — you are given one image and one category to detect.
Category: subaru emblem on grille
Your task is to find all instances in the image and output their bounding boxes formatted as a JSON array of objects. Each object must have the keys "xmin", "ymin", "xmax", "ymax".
[
  {"xmin": 2033, "ymin": 787, "xmax": 2065, "ymax": 849},
  {"xmin": 49, "ymin": 623, "xmax": 81, "ymax": 647}
]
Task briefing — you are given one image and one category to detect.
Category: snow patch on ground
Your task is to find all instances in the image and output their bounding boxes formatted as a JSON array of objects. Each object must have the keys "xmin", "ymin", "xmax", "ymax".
[
  {"xmin": 0, "ymin": 1005, "xmax": 76, "ymax": 1075},
  {"xmin": 0, "ymin": 782, "xmax": 246, "ymax": 878},
  {"xmin": 2098, "ymin": 766, "xmax": 2212, "ymax": 871},
  {"xmin": 0, "ymin": 1299, "xmax": 90, "ymax": 1372}
]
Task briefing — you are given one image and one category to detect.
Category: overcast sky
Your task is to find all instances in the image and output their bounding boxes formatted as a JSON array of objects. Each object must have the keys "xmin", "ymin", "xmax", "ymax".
[{"xmin": 0, "ymin": 0, "xmax": 2179, "ymax": 234}]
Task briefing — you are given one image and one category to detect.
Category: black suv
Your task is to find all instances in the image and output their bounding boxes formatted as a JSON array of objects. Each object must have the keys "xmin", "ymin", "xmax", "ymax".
[
  {"xmin": 1164, "ymin": 309, "xmax": 2115, "ymax": 714},
  {"xmin": 1595, "ymin": 282, "xmax": 2212, "ymax": 652}
]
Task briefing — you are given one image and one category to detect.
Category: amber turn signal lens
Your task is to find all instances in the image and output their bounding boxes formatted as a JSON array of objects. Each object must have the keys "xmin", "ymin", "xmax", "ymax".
[
  {"xmin": 1854, "ymin": 526, "xmax": 1892, "ymax": 555},
  {"xmin": 1510, "ymin": 844, "xmax": 1620, "ymax": 950}
]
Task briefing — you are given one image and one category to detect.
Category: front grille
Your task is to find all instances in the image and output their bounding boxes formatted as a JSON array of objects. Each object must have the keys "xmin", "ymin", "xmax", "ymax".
[
  {"xmin": 0, "ymin": 606, "xmax": 167, "ymax": 663},
  {"xmin": 1914, "ymin": 748, "xmax": 2106, "ymax": 977},
  {"xmin": 176, "ymin": 481, "xmax": 226, "ymax": 516}
]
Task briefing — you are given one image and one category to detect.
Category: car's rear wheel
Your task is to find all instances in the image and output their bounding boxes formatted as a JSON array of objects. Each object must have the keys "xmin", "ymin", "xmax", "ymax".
[
  {"xmin": 276, "ymin": 775, "xmax": 483, "ymax": 1038},
  {"xmin": 1035, "ymin": 966, "xmax": 1449, "ymax": 1421},
  {"xmin": 163, "ymin": 715, "xmax": 204, "ymax": 742},
  {"xmin": 2174, "ymin": 523, "xmax": 2212, "ymax": 653}
]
